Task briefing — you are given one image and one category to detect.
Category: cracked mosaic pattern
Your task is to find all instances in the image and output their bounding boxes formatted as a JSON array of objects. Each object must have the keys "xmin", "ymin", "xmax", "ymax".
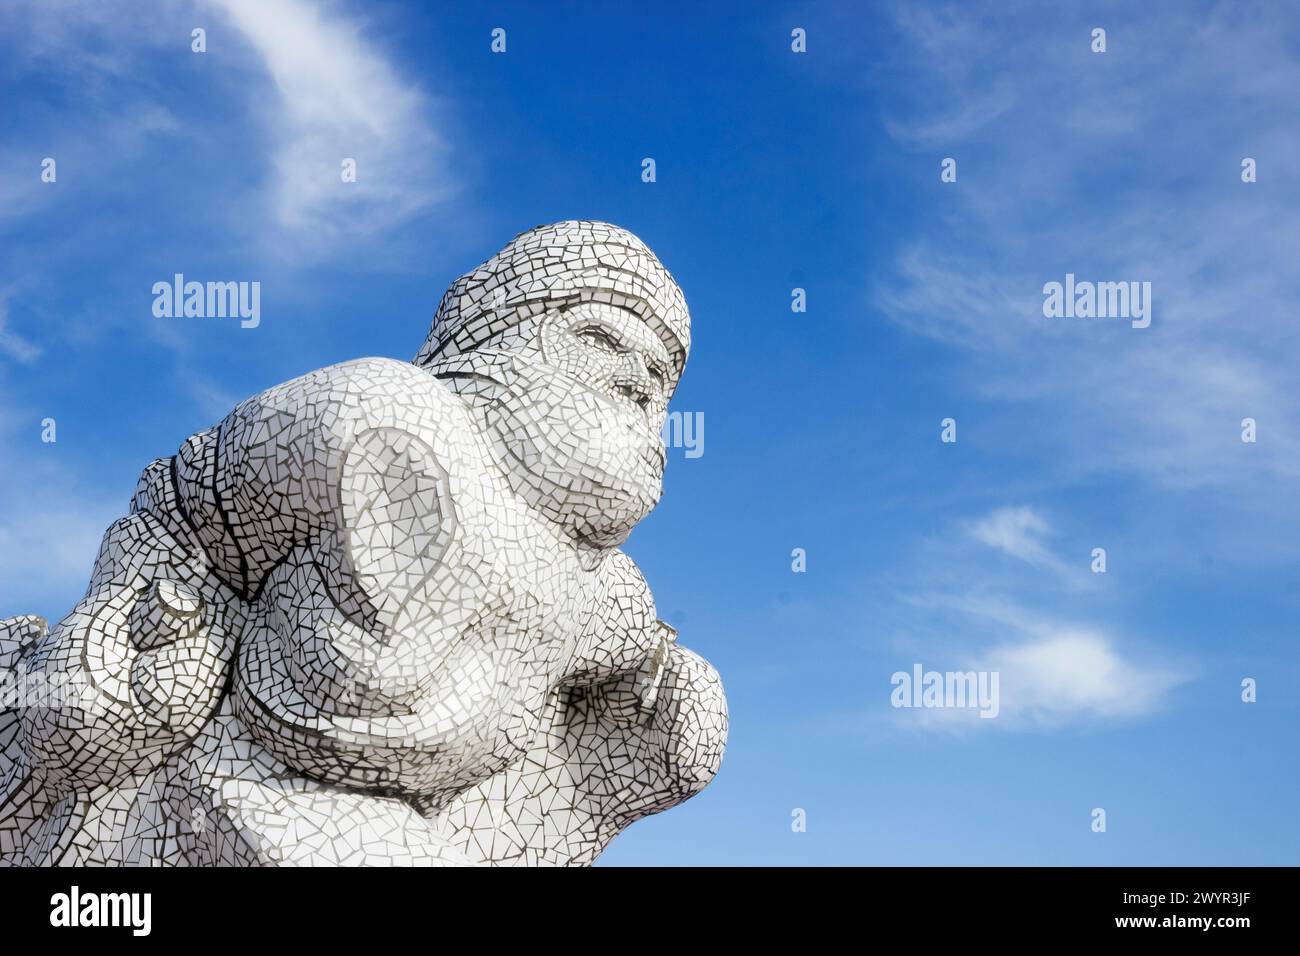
[{"xmin": 0, "ymin": 221, "xmax": 727, "ymax": 866}]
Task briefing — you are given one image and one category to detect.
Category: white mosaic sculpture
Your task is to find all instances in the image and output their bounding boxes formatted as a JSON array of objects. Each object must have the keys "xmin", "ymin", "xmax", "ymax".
[{"xmin": 0, "ymin": 221, "xmax": 727, "ymax": 866}]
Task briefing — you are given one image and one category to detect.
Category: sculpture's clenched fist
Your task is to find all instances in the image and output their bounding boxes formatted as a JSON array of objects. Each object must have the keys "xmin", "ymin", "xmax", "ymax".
[{"xmin": 0, "ymin": 222, "xmax": 726, "ymax": 866}]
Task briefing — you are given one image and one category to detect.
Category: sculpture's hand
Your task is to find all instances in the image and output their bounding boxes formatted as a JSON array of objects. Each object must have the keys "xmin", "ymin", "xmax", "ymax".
[
  {"xmin": 560, "ymin": 552, "xmax": 728, "ymax": 842},
  {"xmin": 428, "ymin": 550, "xmax": 727, "ymax": 865},
  {"xmin": 560, "ymin": 631, "xmax": 729, "ymax": 845},
  {"xmin": 429, "ymin": 632, "xmax": 726, "ymax": 866},
  {"xmin": 124, "ymin": 579, "xmax": 230, "ymax": 734}
]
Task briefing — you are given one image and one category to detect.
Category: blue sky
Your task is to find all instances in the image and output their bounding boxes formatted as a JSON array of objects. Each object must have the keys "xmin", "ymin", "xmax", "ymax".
[{"xmin": 1, "ymin": 0, "xmax": 1297, "ymax": 865}]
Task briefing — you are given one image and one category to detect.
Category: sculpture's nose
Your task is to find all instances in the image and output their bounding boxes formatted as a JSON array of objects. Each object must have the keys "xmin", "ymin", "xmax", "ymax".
[{"xmin": 614, "ymin": 353, "xmax": 654, "ymax": 412}]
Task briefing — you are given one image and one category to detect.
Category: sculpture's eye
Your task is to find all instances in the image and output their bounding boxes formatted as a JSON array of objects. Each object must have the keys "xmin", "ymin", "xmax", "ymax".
[
  {"xmin": 647, "ymin": 364, "xmax": 666, "ymax": 390},
  {"xmin": 577, "ymin": 326, "xmax": 620, "ymax": 353}
]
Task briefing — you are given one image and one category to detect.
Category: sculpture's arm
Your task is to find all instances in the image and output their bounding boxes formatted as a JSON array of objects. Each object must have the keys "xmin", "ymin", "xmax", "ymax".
[{"xmin": 165, "ymin": 358, "xmax": 494, "ymax": 797}]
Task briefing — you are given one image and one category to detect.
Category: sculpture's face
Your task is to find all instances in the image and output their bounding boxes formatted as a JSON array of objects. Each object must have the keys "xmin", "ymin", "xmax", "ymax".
[
  {"xmin": 477, "ymin": 300, "xmax": 674, "ymax": 548},
  {"xmin": 415, "ymin": 224, "xmax": 690, "ymax": 549},
  {"xmin": 540, "ymin": 302, "xmax": 674, "ymax": 422}
]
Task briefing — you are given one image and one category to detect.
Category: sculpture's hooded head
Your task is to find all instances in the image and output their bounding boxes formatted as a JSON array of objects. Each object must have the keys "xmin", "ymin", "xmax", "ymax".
[{"xmin": 415, "ymin": 221, "xmax": 691, "ymax": 549}]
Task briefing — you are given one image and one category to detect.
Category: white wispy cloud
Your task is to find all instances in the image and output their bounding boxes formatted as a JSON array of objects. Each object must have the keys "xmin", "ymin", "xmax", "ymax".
[
  {"xmin": 0, "ymin": 0, "xmax": 453, "ymax": 257},
  {"xmin": 981, "ymin": 628, "xmax": 1184, "ymax": 726},
  {"xmin": 883, "ymin": 86, "xmax": 1015, "ymax": 149},
  {"xmin": 874, "ymin": 1, "xmax": 1300, "ymax": 507},
  {"xmin": 968, "ymin": 505, "xmax": 1059, "ymax": 571},
  {"xmin": 207, "ymin": 0, "xmax": 453, "ymax": 254},
  {"xmin": 881, "ymin": 498, "xmax": 1191, "ymax": 732},
  {"xmin": 0, "ymin": 297, "xmax": 41, "ymax": 364},
  {"xmin": 887, "ymin": 590, "xmax": 1190, "ymax": 733}
]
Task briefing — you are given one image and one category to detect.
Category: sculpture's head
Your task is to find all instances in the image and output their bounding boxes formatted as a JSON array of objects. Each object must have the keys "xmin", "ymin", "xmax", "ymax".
[{"xmin": 415, "ymin": 221, "xmax": 691, "ymax": 549}]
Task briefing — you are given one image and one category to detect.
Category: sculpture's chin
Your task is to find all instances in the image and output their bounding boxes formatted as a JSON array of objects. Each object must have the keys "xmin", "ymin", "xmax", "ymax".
[
  {"xmin": 479, "ymin": 383, "xmax": 666, "ymax": 547},
  {"xmin": 572, "ymin": 477, "xmax": 660, "ymax": 549}
]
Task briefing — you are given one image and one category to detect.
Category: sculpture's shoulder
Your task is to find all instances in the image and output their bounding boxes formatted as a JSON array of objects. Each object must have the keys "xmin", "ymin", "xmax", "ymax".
[
  {"xmin": 148, "ymin": 357, "xmax": 484, "ymax": 598},
  {"xmin": 255, "ymin": 356, "xmax": 465, "ymax": 427},
  {"xmin": 208, "ymin": 356, "xmax": 480, "ymax": 474},
  {"xmin": 311, "ymin": 355, "xmax": 446, "ymax": 393},
  {"xmin": 298, "ymin": 357, "xmax": 482, "ymax": 470}
]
